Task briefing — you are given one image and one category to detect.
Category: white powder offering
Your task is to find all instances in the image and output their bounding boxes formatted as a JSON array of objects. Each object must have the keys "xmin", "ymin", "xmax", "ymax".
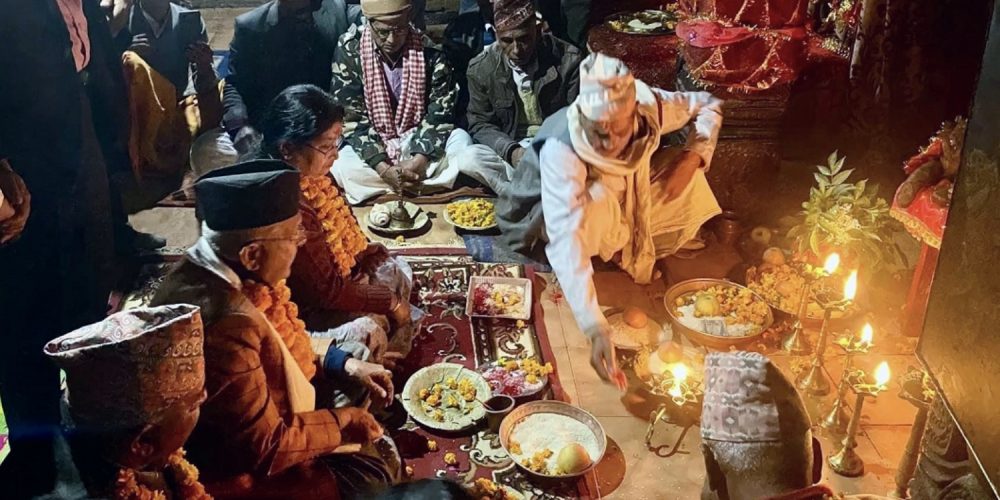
[
  {"xmin": 675, "ymin": 304, "xmax": 759, "ymax": 338},
  {"xmin": 509, "ymin": 413, "xmax": 602, "ymax": 475}
]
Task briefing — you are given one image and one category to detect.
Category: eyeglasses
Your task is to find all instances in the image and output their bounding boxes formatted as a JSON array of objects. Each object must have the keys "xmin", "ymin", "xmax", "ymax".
[
  {"xmin": 303, "ymin": 142, "xmax": 339, "ymax": 157},
  {"xmin": 370, "ymin": 23, "xmax": 410, "ymax": 38},
  {"xmin": 254, "ymin": 232, "xmax": 307, "ymax": 248}
]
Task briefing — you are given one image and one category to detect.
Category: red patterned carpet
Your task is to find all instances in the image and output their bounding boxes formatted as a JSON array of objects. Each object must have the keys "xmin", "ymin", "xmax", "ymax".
[{"xmin": 114, "ymin": 251, "xmax": 595, "ymax": 498}]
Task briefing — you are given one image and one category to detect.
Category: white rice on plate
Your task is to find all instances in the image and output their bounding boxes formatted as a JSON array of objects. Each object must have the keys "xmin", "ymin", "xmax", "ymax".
[
  {"xmin": 675, "ymin": 303, "xmax": 761, "ymax": 337},
  {"xmin": 509, "ymin": 413, "xmax": 602, "ymax": 475}
]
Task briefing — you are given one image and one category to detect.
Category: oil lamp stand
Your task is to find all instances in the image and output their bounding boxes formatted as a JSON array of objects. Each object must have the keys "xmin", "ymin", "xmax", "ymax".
[
  {"xmin": 829, "ymin": 375, "xmax": 886, "ymax": 477},
  {"xmin": 821, "ymin": 335, "xmax": 873, "ymax": 433},
  {"xmin": 796, "ymin": 298, "xmax": 851, "ymax": 397},
  {"xmin": 889, "ymin": 368, "xmax": 934, "ymax": 498},
  {"xmin": 781, "ymin": 279, "xmax": 814, "ymax": 355}
]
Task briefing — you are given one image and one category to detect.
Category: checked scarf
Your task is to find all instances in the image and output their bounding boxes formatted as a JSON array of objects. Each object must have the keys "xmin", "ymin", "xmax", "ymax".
[{"xmin": 360, "ymin": 24, "xmax": 426, "ymax": 163}]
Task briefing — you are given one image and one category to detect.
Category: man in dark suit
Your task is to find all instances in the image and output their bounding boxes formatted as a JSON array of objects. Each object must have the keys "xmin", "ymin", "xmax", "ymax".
[
  {"xmin": 0, "ymin": 0, "xmax": 129, "ymax": 496},
  {"xmin": 223, "ymin": 0, "xmax": 359, "ymax": 153}
]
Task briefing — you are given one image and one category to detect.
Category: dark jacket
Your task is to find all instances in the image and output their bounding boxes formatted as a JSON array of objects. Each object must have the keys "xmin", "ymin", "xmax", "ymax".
[
  {"xmin": 330, "ymin": 25, "xmax": 458, "ymax": 168},
  {"xmin": 466, "ymin": 34, "xmax": 582, "ymax": 163},
  {"xmin": 495, "ymin": 107, "xmax": 571, "ymax": 263},
  {"xmin": 0, "ymin": 0, "xmax": 127, "ymax": 200},
  {"xmin": 114, "ymin": 3, "xmax": 210, "ymax": 95},
  {"xmin": 222, "ymin": 0, "xmax": 356, "ymax": 132}
]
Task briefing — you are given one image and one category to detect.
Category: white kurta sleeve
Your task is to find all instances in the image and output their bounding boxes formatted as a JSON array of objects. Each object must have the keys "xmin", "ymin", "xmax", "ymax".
[
  {"xmin": 539, "ymin": 139, "xmax": 609, "ymax": 340},
  {"xmin": 651, "ymin": 88, "xmax": 724, "ymax": 170}
]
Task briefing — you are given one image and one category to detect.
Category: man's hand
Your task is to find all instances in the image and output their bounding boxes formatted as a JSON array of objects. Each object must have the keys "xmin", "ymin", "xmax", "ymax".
[
  {"xmin": 0, "ymin": 160, "xmax": 31, "ymax": 244},
  {"xmin": 377, "ymin": 163, "xmax": 405, "ymax": 192},
  {"xmin": 345, "ymin": 357, "xmax": 394, "ymax": 408},
  {"xmin": 186, "ymin": 41, "xmax": 214, "ymax": 70},
  {"xmin": 332, "ymin": 407, "xmax": 384, "ymax": 444},
  {"xmin": 590, "ymin": 331, "xmax": 627, "ymax": 391},
  {"xmin": 380, "ymin": 351, "xmax": 405, "ymax": 372},
  {"xmin": 396, "ymin": 154, "xmax": 430, "ymax": 190},
  {"xmin": 661, "ymin": 151, "xmax": 702, "ymax": 201},
  {"xmin": 127, "ymin": 33, "xmax": 154, "ymax": 60},
  {"xmin": 510, "ymin": 147, "xmax": 526, "ymax": 168}
]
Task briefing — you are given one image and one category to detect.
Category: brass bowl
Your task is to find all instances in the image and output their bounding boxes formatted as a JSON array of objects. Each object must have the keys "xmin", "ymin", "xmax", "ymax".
[
  {"xmin": 663, "ymin": 279, "xmax": 773, "ymax": 351},
  {"xmin": 499, "ymin": 401, "xmax": 606, "ymax": 480}
]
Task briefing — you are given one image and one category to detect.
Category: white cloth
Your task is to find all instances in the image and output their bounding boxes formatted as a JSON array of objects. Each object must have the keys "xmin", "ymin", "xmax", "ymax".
[
  {"xmin": 451, "ymin": 136, "xmax": 531, "ymax": 194},
  {"xmin": 577, "ymin": 53, "xmax": 637, "ymax": 122},
  {"xmin": 541, "ymin": 86, "xmax": 723, "ymax": 339},
  {"xmin": 331, "ymin": 128, "xmax": 474, "ymax": 205},
  {"xmin": 186, "ymin": 237, "xmax": 317, "ymax": 413}
]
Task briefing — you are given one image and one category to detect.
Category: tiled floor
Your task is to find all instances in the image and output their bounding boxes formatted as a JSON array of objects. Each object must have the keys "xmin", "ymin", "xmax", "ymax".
[{"xmin": 534, "ymin": 272, "xmax": 914, "ymax": 499}]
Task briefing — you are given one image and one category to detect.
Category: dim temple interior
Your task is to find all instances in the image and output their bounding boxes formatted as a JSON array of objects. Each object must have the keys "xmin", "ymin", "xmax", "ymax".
[{"xmin": 0, "ymin": 0, "xmax": 998, "ymax": 498}]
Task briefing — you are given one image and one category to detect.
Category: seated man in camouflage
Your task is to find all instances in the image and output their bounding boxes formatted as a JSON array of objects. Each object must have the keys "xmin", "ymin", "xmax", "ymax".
[
  {"xmin": 456, "ymin": 0, "xmax": 582, "ymax": 193},
  {"xmin": 330, "ymin": 0, "xmax": 477, "ymax": 204}
]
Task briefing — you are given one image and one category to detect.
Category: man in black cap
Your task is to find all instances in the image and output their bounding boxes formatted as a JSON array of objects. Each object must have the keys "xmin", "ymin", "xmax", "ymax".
[{"xmin": 151, "ymin": 160, "xmax": 401, "ymax": 498}]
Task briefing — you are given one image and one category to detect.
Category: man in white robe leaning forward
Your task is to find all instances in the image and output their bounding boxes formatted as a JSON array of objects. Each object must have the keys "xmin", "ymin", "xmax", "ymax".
[{"xmin": 496, "ymin": 53, "xmax": 724, "ymax": 387}]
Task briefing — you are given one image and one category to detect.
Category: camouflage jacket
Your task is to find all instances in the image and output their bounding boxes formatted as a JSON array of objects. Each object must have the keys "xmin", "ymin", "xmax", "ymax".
[{"xmin": 331, "ymin": 25, "xmax": 458, "ymax": 168}]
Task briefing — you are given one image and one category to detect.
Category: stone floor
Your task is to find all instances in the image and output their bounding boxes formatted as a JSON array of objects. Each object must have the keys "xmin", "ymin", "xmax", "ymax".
[{"xmin": 131, "ymin": 201, "xmax": 918, "ymax": 499}]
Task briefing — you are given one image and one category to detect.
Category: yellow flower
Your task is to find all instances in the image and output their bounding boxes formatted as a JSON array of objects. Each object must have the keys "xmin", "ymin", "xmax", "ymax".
[{"xmin": 444, "ymin": 452, "xmax": 458, "ymax": 465}]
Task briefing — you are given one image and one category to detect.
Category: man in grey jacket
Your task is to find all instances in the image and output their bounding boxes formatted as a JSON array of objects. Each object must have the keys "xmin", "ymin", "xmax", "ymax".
[{"xmin": 453, "ymin": 0, "xmax": 582, "ymax": 194}]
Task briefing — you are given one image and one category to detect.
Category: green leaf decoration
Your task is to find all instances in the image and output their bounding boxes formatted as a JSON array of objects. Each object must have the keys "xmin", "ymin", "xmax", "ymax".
[
  {"xmin": 832, "ymin": 169, "xmax": 854, "ymax": 185},
  {"xmin": 791, "ymin": 151, "xmax": 902, "ymax": 271},
  {"xmin": 809, "ymin": 229, "xmax": 821, "ymax": 255}
]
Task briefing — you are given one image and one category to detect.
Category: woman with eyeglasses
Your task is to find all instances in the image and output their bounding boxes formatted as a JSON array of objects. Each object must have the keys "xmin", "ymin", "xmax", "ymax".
[{"xmin": 252, "ymin": 84, "xmax": 421, "ymax": 408}]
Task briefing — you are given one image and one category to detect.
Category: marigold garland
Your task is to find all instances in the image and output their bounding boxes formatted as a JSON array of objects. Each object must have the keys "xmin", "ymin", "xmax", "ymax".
[
  {"xmin": 300, "ymin": 175, "xmax": 368, "ymax": 278},
  {"xmin": 114, "ymin": 449, "xmax": 211, "ymax": 500},
  {"xmin": 244, "ymin": 279, "xmax": 317, "ymax": 380}
]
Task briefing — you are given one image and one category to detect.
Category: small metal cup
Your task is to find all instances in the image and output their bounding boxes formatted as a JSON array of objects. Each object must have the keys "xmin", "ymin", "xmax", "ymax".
[{"xmin": 484, "ymin": 395, "xmax": 516, "ymax": 433}]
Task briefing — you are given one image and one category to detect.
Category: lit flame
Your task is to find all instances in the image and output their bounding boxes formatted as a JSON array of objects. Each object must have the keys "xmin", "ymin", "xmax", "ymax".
[
  {"xmin": 843, "ymin": 270, "xmax": 858, "ymax": 301},
  {"xmin": 860, "ymin": 324, "xmax": 874, "ymax": 345},
  {"xmin": 874, "ymin": 361, "xmax": 891, "ymax": 387},
  {"xmin": 823, "ymin": 253, "xmax": 841, "ymax": 274},
  {"xmin": 668, "ymin": 384, "xmax": 683, "ymax": 398},
  {"xmin": 669, "ymin": 363, "xmax": 689, "ymax": 384}
]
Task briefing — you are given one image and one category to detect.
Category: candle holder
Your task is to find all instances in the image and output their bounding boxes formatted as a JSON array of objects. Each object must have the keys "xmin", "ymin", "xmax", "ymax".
[
  {"xmin": 644, "ymin": 373, "xmax": 703, "ymax": 448},
  {"xmin": 781, "ymin": 270, "xmax": 820, "ymax": 355},
  {"xmin": 889, "ymin": 367, "xmax": 935, "ymax": 498},
  {"xmin": 828, "ymin": 369, "xmax": 888, "ymax": 477},
  {"xmin": 821, "ymin": 332, "xmax": 874, "ymax": 433},
  {"xmin": 796, "ymin": 295, "xmax": 852, "ymax": 397}
]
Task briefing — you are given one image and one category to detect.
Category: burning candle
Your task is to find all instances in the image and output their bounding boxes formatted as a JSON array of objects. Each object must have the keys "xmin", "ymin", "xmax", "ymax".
[
  {"xmin": 668, "ymin": 363, "xmax": 689, "ymax": 399},
  {"xmin": 859, "ymin": 323, "xmax": 874, "ymax": 348},
  {"xmin": 824, "ymin": 253, "xmax": 841, "ymax": 275},
  {"xmin": 874, "ymin": 361, "xmax": 891, "ymax": 388},
  {"xmin": 844, "ymin": 270, "xmax": 858, "ymax": 301}
]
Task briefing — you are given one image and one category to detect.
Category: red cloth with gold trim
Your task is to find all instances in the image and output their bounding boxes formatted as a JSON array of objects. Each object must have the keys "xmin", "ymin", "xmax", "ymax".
[
  {"xmin": 677, "ymin": 20, "xmax": 808, "ymax": 91},
  {"xmin": 691, "ymin": 0, "xmax": 810, "ymax": 28}
]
